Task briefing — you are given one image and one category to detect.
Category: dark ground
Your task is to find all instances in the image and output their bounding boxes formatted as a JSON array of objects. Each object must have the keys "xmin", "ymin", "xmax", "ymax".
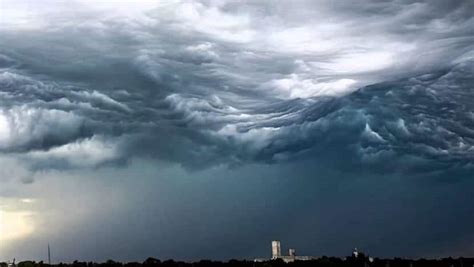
[{"xmin": 4, "ymin": 254, "xmax": 474, "ymax": 267}]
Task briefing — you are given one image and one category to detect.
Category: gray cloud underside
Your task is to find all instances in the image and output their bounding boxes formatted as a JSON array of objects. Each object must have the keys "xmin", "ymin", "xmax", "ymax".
[
  {"xmin": 0, "ymin": 56, "xmax": 473, "ymax": 174},
  {"xmin": 0, "ymin": 0, "xmax": 473, "ymax": 174}
]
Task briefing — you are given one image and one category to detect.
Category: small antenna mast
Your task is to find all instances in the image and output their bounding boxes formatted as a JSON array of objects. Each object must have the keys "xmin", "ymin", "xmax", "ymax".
[{"xmin": 48, "ymin": 244, "xmax": 51, "ymax": 265}]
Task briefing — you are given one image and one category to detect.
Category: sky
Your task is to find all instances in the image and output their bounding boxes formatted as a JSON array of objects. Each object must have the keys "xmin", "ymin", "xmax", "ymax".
[{"xmin": 0, "ymin": 0, "xmax": 474, "ymax": 262}]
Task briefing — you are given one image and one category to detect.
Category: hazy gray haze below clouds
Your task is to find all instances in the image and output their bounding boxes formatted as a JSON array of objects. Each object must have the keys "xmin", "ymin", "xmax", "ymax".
[{"xmin": 0, "ymin": 0, "xmax": 474, "ymax": 262}]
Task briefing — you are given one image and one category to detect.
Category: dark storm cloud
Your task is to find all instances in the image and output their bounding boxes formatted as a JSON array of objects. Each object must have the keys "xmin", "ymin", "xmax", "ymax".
[
  {"xmin": 0, "ymin": 0, "xmax": 473, "ymax": 172},
  {"xmin": 1, "ymin": 0, "xmax": 474, "ymax": 262}
]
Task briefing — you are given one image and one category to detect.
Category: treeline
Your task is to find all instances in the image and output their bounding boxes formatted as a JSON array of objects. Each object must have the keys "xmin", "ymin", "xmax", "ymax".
[{"xmin": 2, "ymin": 256, "xmax": 474, "ymax": 267}]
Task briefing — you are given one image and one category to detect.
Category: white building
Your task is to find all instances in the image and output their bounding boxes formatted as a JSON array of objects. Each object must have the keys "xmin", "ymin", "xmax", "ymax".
[
  {"xmin": 255, "ymin": 241, "xmax": 318, "ymax": 263},
  {"xmin": 271, "ymin": 241, "xmax": 281, "ymax": 259}
]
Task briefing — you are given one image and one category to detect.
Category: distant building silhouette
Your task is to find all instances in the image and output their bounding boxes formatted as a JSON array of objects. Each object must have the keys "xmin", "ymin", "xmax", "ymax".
[
  {"xmin": 271, "ymin": 241, "xmax": 281, "ymax": 259},
  {"xmin": 353, "ymin": 247, "xmax": 359, "ymax": 258},
  {"xmin": 288, "ymin": 249, "xmax": 296, "ymax": 257},
  {"xmin": 256, "ymin": 241, "xmax": 318, "ymax": 263},
  {"xmin": 7, "ymin": 259, "xmax": 15, "ymax": 267}
]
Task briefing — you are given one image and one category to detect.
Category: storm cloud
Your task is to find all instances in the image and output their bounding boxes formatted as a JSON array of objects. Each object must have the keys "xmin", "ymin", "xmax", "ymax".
[{"xmin": 0, "ymin": 0, "xmax": 473, "ymax": 262}]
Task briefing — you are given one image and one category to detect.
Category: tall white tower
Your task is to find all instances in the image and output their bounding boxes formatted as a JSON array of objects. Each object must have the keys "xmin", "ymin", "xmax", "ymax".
[{"xmin": 271, "ymin": 241, "xmax": 281, "ymax": 259}]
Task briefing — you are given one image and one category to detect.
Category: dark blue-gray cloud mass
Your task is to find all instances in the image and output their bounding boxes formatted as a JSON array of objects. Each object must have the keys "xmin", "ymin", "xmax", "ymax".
[
  {"xmin": 0, "ymin": 0, "xmax": 474, "ymax": 262},
  {"xmin": 0, "ymin": 52, "xmax": 472, "ymax": 173}
]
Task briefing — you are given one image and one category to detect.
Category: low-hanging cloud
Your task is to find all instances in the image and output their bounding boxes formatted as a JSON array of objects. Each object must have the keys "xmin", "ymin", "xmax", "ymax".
[{"xmin": 0, "ymin": 0, "xmax": 472, "ymax": 174}]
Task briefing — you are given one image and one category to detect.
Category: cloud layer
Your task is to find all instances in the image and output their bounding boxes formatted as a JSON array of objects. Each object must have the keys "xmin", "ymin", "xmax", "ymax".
[
  {"xmin": 0, "ymin": 0, "xmax": 473, "ymax": 261},
  {"xmin": 0, "ymin": 0, "xmax": 472, "ymax": 172}
]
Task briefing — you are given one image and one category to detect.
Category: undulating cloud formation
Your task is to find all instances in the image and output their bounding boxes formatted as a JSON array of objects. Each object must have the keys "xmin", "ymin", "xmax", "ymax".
[{"xmin": 0, "ymin": 0, "xmax": 473, "ymax": 262}]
